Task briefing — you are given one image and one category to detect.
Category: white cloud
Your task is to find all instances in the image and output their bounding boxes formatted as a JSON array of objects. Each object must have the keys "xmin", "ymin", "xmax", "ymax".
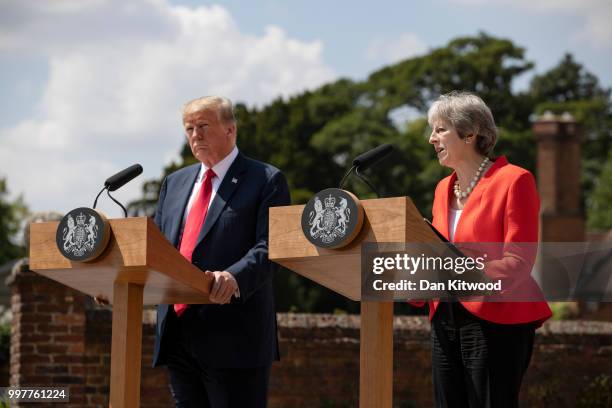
[
  {"xmin": 449, "ymin": 0, "xmax": 612, "ymax": 48},
  {"xmin": 365, "ymin": 33, "xmax": 428, "ymax": 65},
  {"xmin": 0, "ymin": 0, "xmax": 335, "ymax": 216}
]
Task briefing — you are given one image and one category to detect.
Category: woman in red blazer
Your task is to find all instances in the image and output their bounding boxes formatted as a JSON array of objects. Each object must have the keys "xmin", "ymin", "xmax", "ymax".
[{"xmin": 422, "ymin": 91, "xmax": 552, "ymax": 408}]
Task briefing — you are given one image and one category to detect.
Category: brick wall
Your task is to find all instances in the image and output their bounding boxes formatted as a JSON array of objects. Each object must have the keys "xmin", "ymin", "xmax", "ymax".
[
  {"xmin": 8, "ymin": 265, "xmax": 612, "ymax": 407},
  {"xmin": 9, "ymin": 265, "xmax": 88, "ymax": 407},
  {"xmin": 7, "ymin": 265, "xmax": 171, "ymax": 408}
]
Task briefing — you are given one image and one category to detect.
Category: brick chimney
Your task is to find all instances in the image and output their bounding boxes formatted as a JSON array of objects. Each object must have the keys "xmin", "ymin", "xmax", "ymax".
[
  {"xmin": 532, "ymin": 112, "xmax": 586, "ymax": 302},
  {"xmin": 532, "ymin": 111, "xmax": 585, "ymax": 242}
]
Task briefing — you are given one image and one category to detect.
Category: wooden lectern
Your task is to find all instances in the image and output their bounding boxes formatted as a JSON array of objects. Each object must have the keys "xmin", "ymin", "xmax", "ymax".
[
  {"xmin": 269, "ymin": 196, "xmax": 439, "ymax": 408},
  {"xmin": 29, "ymin": 217, "xmax": 213, "ymax": 408}
]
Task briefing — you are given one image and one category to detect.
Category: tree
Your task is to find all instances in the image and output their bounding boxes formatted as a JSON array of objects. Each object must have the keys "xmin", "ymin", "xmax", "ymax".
[
  {"xmin": 587, "ymin": 153, "xmax": 612, "ymax": 230},
  {"xmin": 132, "ymin": 33, "xmax": 540, "ymax": 213},
  {"xmin": 0, "ymin": 178, "xmax": 28, "ymax": 264},
  {"xmin": 366, "ymin": 32, "xmax": 535, "ymax": 130},
  {"xmin": 531, "ymin": 54, "xmax": 612, "ymax": 212},
  {"xmin": 530, "ymin": 53, "xmax": 610, "ymax": 103},
  {"xmin": 128, "ymin": 33, "xmax": 612, "ymax": 313}
]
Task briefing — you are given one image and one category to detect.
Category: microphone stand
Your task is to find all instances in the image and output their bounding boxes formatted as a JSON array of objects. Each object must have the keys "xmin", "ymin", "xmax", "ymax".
[
  {"xmin": 93, "ymin": 186, "xmax": 128, "ymax": 217},
  {"xmin": 338, "ymin": 165, "xmax": 381, "ymax": 198},
  {"xmin": 354, "ymin": 167, "xmax": 381, "ymax": 198},
  {"xmin": 338, "ymin": 165, "xmax": 356, "ymax": 190}
]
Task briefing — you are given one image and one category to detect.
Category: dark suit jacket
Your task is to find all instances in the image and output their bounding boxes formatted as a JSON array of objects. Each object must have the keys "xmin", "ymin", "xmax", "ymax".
[{"xmin": 152, "ymin": 152, "xmax": 291, "ymax": 368}]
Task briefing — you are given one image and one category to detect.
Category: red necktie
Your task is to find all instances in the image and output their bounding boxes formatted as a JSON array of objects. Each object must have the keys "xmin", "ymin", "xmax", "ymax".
[{"xmin": 174, "ymin": 169, "xmax": 216, "ymax": 317}]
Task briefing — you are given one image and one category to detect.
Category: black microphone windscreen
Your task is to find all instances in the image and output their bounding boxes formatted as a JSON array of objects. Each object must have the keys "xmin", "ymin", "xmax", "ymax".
[
  {"xmin": 352, "ymin": 144, "xmax": 394, "ymax": 170},
  {"xmin": 104, "ymin": 164, "xmax": 143, "ymax": 192}
]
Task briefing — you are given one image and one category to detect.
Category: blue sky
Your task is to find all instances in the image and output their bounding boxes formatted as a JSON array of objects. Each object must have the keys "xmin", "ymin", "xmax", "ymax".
[
  {"xmin": 172, "ymin": 0, "xmax": 612, "ymax": 86},
  {"xmin": 1, "ymin": 0, "xmax": 611, "ymax": 217}
]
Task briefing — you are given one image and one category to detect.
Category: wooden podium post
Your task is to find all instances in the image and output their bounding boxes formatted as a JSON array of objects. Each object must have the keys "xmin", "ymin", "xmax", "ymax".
[
  {"xmin": 29, "ymin": 217, "xmax": 213, "ymax": 408},
  {"xmin": 360, "ymin": 301, "xmax": 393, "ymax": 406},
  {"xmin": 109, "ymin": 282, "xmax": 144, "ymax": 408},
  {"xmin": 269, "ymin": 197, "xmax": 439, "ymax": 408}
]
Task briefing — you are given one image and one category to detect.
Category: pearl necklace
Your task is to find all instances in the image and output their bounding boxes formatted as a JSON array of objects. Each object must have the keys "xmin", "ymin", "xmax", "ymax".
[{"xmin": 453, "ymin": 157, "xmax": 490, "ymax": 199}]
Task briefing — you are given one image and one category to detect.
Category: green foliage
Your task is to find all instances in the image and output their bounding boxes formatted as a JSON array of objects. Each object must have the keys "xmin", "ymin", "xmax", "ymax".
[
  {"xmin": 587, "ymin": 154, "xmax": 612, "ymax": 230},
  {"xmin": 366, "ymin": 32, "xmax": 535, "ymax": 129},
  {"xmin": 128, "ymin": 33, "xmax": 612, "ymax": 313},
  {"xmin": 0, "ymin": 323, "xmax": 9, "ymax": 364},
  {"xmin": 578, "ymin": 374, "xmax": 612, "ymax": 408},
  {"xmin": 548, "ymin": 302, "xmax": 579, "ymax": 320},
  {"xmin": 531, "ymin": 54, "xmax": 612, "ymax": 207},
  {"xmin": 530, "ymin": 54, "xmax": 610, "ymax": 103},
  {"xmin": 0, "ymin": 323, "xmax": 9, "ymax": 407},
  {"xmin": 275, "ymin": 269, "xmax": 359, "ymax": 314},
  {"xmin": 0, "ymin": 178, "xmax": 28, "ymax": 264}
]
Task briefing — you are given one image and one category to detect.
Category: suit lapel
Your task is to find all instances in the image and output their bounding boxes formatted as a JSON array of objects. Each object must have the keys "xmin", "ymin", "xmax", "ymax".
[
  {"xmin": 195, "ymin": 153, "xmax": 247, "ymax": 247},
  {"xmin": 169, "ymin": 164, "xmax": 200, "ymax": 247},
  {"xmin": 439, "ymin": 174, "xmax": 454, "ymax": 240},
  {"xmin": 454, "ymin": 156, "xmax": 508, "ymax": 242}
]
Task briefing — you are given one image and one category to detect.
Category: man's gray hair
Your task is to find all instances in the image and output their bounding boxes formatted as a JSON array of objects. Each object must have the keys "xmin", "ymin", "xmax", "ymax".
[
  {"xmin": 182, "ymin": 96, "xmax": 236, "ymax": 124},
  {"xmin": 427, "ymin": 91, "xmax": 498, "ymax": 156}
]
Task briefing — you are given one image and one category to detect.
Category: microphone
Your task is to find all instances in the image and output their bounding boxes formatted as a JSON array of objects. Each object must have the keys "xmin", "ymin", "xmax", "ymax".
[
  {"xmin": 104, "ymin": 164, "xmax": 143, "ymax": 192},
  {"xmin": 352, "ymin": 144, "xmax": 394, "ymax": 171},
  {"xmin": 339, "ymin": 144, "xmax": 394, "ymax": 197}
]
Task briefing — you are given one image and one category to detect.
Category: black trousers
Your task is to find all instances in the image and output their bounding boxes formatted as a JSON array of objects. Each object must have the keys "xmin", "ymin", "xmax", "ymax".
[
  {"xmin": 431, "ymin": 302, "xmax": 536, "ymax": 408},
  {"xmin": 163, "ymin": 308, "xmax": 271, "ymax": 408}
]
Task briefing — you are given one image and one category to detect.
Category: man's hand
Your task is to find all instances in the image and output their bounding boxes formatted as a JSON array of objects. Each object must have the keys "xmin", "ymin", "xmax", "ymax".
[
  {"xmin": 93, "ymin": 294, "xmax": 110, "ymax": 307},
  {"xmin": 205, "ymin": 271, "xmax": 238, "ymax": 304}
]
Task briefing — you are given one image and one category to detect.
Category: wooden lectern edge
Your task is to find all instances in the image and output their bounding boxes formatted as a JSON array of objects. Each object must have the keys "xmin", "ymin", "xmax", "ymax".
[
  {"xmin": 268, "ymin": 196, "xmax": 443, "ymax": 304},
  {"xmin": 269, "ymin": 256, "xmax": 361, "ymax": 301},
  {"xmin": 144, "ymin": 218, "xmax": 213, "ymax": 300},
  {"xmin": 28, "ymin": 218, "xmax": 215, "ymax": 305}
]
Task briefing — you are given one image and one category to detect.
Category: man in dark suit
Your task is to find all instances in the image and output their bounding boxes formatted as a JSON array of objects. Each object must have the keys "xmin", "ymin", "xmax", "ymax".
[{"xmin": 152, "ymin": 95, "xmax": 291, "ymax": 408}]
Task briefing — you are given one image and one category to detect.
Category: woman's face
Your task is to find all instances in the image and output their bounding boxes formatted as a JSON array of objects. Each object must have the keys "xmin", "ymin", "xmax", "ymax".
[{"xmin": 428, "ymin": 119, "xmax": 471, "ymax": 169}]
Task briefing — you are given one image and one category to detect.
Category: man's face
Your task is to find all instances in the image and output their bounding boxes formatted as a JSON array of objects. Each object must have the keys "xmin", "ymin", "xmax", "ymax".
[{"xmin": 183, "ymin": 108, "xmax": 236, "ymax": 167}]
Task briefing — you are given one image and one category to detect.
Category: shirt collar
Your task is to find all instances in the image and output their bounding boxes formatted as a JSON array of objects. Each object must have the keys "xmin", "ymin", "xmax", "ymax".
[{"xmin": 198, "ymin": 145, "xmax": 239, "ymax": 182}]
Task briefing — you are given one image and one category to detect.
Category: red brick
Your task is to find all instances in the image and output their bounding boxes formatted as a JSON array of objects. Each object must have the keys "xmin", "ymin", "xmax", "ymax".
[
  {"xmin": 53, "ymin": 334, "xmax": 84, "ymax": 343},
  {"xmin": 51, "ymin": 375, "xmax": 84, "ymax": 384},
  {"xmin": 67, "ymin": 343, "xmax": 85, "ymax": 354},
  {"xmin": 20, "ymin": 314, "xmax": 54, "ymax": 324},
  {"xmin": 37, "ymin": 344, "xmax": 70, "ymax": 355},
  {"xmin": 36, "ymin": 365, "xmax": 69, "ymax": 374},
  {"xmin": 69, "ymin": 365, "xmax": 85, "ymax": 375},
  {"xmin": 52, "ymin": 355, "xmax": 84, "ymax": 364},
  {"xmin": 21, "ymin": 354, "xmax": 51, "ymax": 364},
  {"xmin": 84, "ymin": 355, "xmax": 104, "ymax": 364},
  {"xmin": 53, "ymin": 314, "xmax": 85, "ymax": 325},
  {"xmin": 17, "ymin": 323, "xmax": 35, "ymax": 333},
  {"xmin": 18, "ymin": 375, "xmax": 53, "ymax": 384},
  {"xmin": 37, "ymin": 323, "xmax": 69, "ymax": 333},
  {"xmin": 10, "ymin": 257, "xmax": 612, "ymax": 408},
  {"xmin": 21, "ymin": 332, "xmax": 51, "ymax": 342},
  {"xmin": 37, "ymin": 303, "xmax": 69, "ymax": 313},
  {"xmin": 69, "ymin": 325, "xmax": 86, "ymax": 334}
]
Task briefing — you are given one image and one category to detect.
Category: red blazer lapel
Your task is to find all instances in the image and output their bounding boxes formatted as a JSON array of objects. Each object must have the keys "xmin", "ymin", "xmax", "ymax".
[
  {"xmin": 440, "ymin": 156, "xmax": 509, "ymax": 243},
  {"xmin": 432, "ymin": 174, "xmax": 454, "ymax": 240},
  {"xmin": 455, "ymin": 156, "xmax": 508, "ymax": 242}
]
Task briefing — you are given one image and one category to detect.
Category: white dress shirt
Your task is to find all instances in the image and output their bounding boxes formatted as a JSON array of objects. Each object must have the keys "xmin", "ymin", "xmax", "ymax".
[
  {"xmin": 448, "ymin": 208, "xmax": 462, "ymax": 242},
  {"xmin": 181, "ymin": 145, "xmax": 239, "ymax": 229},
  {"xmin": 180, "ymin": 145, "xmax": 240, "ymax": 298}
]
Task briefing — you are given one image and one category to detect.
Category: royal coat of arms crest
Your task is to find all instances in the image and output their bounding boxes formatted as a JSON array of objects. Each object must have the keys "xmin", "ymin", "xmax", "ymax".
[
  {"xmin": 56, "ymin": 207, "xmax": 110, "ymax": 262},
  {"xmin": 301, "ymin": 188, "xmax": 364, "ymax": 249},
  {"xmin": 62, "ymin": 212, "xmax": 98, "ymax": 256},
  {"xmin": 308, "ymin": 194, "xmax": 350, "ymax": 244}
]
